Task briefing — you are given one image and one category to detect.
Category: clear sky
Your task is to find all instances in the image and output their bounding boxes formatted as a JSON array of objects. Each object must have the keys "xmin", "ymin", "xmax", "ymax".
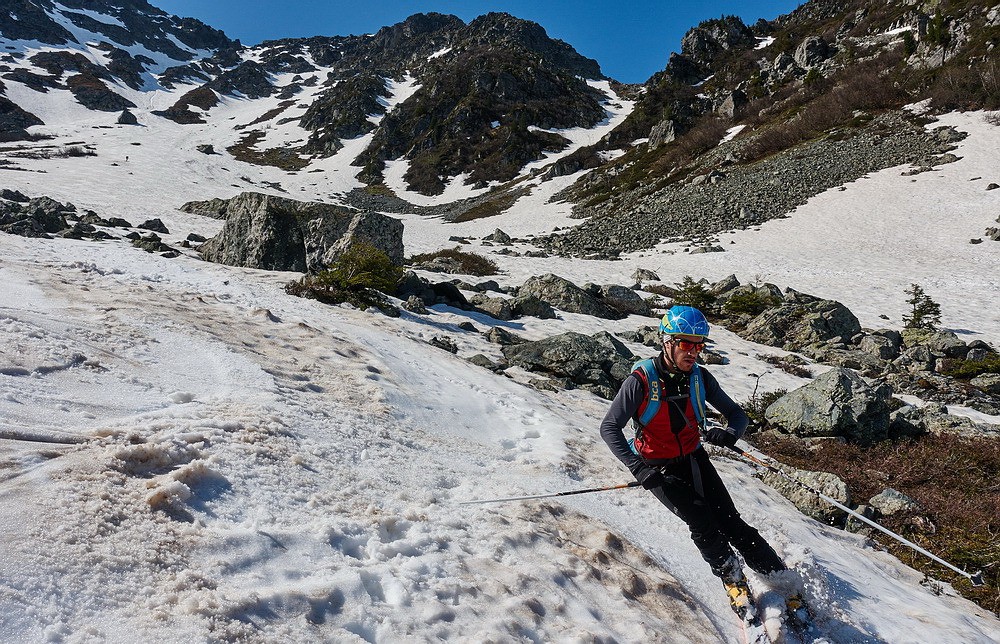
[{"xmin": 153, "ymin": 0, "xmax": 804, "ymax": 83}]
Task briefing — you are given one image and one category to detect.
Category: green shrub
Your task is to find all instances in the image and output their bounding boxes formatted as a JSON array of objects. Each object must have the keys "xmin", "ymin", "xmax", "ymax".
[
  {"xmin": 742, "ymin": 388, "xmax": 787, "ymax": 428},
  {"xmin": 902, "ymin": 283, "xmax": 941, "ymax": 330},
  {"xmin": 673, "ymin": 276, "xmax": 716, "ymax": 311},
  {"xmin": 926, "ymin": 9, "xmax": 950, "ymax": 49},
  {"xmin": 942, "ymin": 354, "xmax": 1000, "ymax": 379},
  {"xmin": 723, "ymin": 291, "xmax": 779, "ymax": 316},
  {"xmin": 803, "ymin": 68, "xmax": 823, "ymax": 87},
  {"xmin": 285, "ymin": 242, "xmax": 402, "ymax": 310}
]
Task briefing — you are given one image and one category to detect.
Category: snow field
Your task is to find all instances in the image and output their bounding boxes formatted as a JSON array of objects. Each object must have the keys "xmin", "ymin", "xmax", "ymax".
[{"xmin": 0, "ymin": 45, "xmax": 999, "ymax": 640}]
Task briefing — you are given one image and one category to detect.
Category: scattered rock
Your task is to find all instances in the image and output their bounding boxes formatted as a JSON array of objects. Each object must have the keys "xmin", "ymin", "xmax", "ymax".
[
  {"xmin": 138, "ymin": 218, "xmax": 169, "ymax": 234},
  {"xmin": 759, "ymin": 464, "xmax": 850, "ymax": 525},
  {"xmin": 765, "ymin": 368, "xmax": 891, "ymax": 445},
  {"xmin": 501, "ymin": 331, "xmax": 637, "ymax": 399}
]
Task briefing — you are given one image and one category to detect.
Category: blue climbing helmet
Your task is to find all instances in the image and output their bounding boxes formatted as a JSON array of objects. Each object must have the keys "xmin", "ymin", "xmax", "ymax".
[{"xmin": 659, "ymin": 305, "xmax": 710, "ymax": 339}]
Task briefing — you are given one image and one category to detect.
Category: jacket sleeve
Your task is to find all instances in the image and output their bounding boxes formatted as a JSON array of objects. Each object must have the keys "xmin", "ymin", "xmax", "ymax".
[
  {"xmin": 600, "ymin": 374, "xmax": 646, "ymax": 473},
  {"xmin": 701, "ymin": 367, "xmax": 750, "ymax": 437}
]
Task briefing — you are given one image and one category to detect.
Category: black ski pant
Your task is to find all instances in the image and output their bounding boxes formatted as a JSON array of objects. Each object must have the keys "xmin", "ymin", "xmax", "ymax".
[{"xmin": 648, "ymin": 447, "xmax": 785, "ymax": 577}]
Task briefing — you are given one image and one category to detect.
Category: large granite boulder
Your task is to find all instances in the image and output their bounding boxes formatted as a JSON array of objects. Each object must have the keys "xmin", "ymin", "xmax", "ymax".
[
  {"xmin": 517, "ymin": 274, "xmax": 623, "ymax": 320},
  {"xmin": 197, "ymin": 192, "xmax": 403, "ymax": 272},
  {"xmin": 587, "ymin": 283, "xmax": 654, "ymax": 317},
  {"xmin": 794, "ymin": 36, "xmax": 835, "ymax": 68},
  {"xmin": 900, "ymin": 327, "xmax": 969, "ymax": 359},
  {"xmin": 742, "ymin": 292, "xmax": 861, "ymax": 351},
  {"xmin": 501, "ymin": 331, "xmax": 637, "ymax": 399},
  {"xmin": 759, "ymin": 465, "xmax": 850, "ymax": 525},
  {"xmin": 764, "ymin": 368, "xmax": 892, "ymax": 445}
]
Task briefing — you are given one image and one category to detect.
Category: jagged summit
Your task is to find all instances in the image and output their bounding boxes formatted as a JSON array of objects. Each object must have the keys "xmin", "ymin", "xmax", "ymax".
[
  {"xmin": 1, "ymin": 3, "xmax": 611, "ymax": 193},
  {"xmin": 0, "ymin": 0, "xmax": 232, "ymax": 62},
  {"xmin": 1, "ymin": 0, "xmax": 997, "ymax": 216}
]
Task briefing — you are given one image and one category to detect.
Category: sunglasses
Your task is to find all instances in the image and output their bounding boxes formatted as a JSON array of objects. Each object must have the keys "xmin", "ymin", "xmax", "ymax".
[{"xmin": 671, "ymin": 338, "xmax": 706, "ymax": 352}]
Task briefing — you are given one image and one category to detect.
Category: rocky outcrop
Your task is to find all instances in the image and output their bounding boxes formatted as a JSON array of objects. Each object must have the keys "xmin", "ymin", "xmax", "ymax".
[
  {"xmin": 301, "ymin": 74, "xmax": 388, "ymax": 154},
  {"xmin": 354, "ymin": 13, "xmax": 607, "ymax": 194},
  {"xmin": 501, "ymin": 331, "xmax": 636, "ymax": 399},
  {"xmin": 759, "ymin": 465, "xmax": 850, "ymax": 525},
  {"xmin": 152, "ymin": 87, "xmax": 219, "ymax": 124},
  {"xmin": 198, "ymin": 192, "xmax": 403, "ymax": 272},
  {"xmin": 117, "ymin": 109, "xmax": 138, "ymax": 125},
  {"xmin": 0, "ymin": 96, "xmax": 44, "ymax": 140},
  {"xmin": 648, "ymin": 119, "xmax": 677, "ymax": 149},
  {"xmin": 587, "ymin": 283, "xmax": 654, "ymax": 318},
  {"xmin": 517, "ymin": 274, "xmax": 623, "ymax": 320},
  {"xmin": 794, "ymin": 36, "xmax": 836, "ymax": 68},
  {"xmin": 0, "ymin": 1, "xmax": 232, "ymax": 76},
  {"xmin": 765, "ymin": 368, "xmax": 892, "ymax": 445},
  {"xmin": 0, "ymin": 196, "xmax": 73, "ymax": 238},
  {"xmin": 207, "ymin": 61, "xmax": 275, "ymax": 99},
  {"xmin": 742, "ymin": 293, "xmax": 862, "ymax": 351},
  {"xmin": 0, "ymin": 193, "xmax": 142, "ymax": 245},
  {"xmin": 395, "ymin": 272, "xmax": 472, "ymax": 311},
  {"xmin": 179, "ymin": 197, "xmax": 230, "ymax": 219},
  {"xmin": 680, "ymin": 16, "xmax": 756, "ymax": 68}
]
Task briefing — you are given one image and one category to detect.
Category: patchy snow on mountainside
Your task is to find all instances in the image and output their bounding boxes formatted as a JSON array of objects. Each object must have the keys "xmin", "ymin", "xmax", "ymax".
[{"xmin": 1, "ymin": 37, "xmax": 999, "ymax": 643}]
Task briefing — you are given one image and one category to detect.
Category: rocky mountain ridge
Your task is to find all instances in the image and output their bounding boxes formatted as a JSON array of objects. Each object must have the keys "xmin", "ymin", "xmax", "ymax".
[
  {"xmin": 1, "ymin": 1, "xmax": 998, "ymax": 235},
  {"xmin": 1, "ymin": 3, "xmax": 607, "ymax": 195}
]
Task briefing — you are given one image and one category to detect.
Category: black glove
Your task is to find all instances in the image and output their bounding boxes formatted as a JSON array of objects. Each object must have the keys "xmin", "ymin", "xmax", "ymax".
[
  {"xmin": 706, "ymin": 426, "xmax": 739, "ymax": 449},
  {"xmin": 633, "ymin": 465, "xmax": 666, "ymax": 490}
]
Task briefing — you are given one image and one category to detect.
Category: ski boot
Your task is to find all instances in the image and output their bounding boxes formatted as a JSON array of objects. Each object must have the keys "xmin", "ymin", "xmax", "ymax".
[{"xmin": 718, "ymin": 555, "xmax": 755, "ymax": 619}]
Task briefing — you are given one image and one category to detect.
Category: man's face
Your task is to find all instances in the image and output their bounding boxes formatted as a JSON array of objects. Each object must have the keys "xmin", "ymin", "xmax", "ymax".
[{"xmin": 664, "ymin": 335, "xmax": 706, "ymax": 371}]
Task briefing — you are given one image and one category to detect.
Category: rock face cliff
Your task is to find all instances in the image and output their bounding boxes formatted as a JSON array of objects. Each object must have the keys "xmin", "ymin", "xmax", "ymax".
[{"xmin": 194, "ymin": 192, "xmax": 404, "ymax": 272}]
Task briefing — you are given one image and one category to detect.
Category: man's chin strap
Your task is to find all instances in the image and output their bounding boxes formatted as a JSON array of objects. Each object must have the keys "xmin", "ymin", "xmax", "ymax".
[{"xmin": 662, "ymin": 339, "xmax": 684, "ymax": 374}]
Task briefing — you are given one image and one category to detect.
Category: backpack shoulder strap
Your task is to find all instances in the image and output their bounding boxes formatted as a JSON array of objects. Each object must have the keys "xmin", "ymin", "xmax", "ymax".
[
  {"xmin": 631, "ymin": 358, "xmax": 661, "ymax": 428},
  {"xmin": 689, "ymin": 363, "xmax": 707, "ymax": 430}
]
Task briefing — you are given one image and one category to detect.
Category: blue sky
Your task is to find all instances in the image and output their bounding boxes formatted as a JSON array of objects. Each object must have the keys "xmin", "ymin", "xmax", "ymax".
[{"xmin": 153, "ymin": 1, "xmax": 803, "ymax": 83}]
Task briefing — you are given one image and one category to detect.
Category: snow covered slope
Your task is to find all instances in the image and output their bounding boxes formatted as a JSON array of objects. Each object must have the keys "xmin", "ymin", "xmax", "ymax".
[
  {"xmin": 2, "ymin": 210, "xmax": 999, "ymax": 642},
  {"xmin": 1, "ymin": 34, "xmax": 1000, "ymax": 643}
]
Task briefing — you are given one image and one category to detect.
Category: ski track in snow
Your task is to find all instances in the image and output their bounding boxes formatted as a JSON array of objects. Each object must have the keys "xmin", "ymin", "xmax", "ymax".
[
  {"xmin": 0, "ymin": 51, "xmax": 998, "ymax": 641},
  {"xmin": 0, "ymin": 239, "xmax": 726, "ymax": 642}
]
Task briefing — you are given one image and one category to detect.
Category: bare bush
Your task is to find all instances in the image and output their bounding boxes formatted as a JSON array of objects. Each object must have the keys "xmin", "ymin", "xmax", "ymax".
[
  {"xmin": 757, "ymin": 354, "xmax": 812, "ymax": 378},
  {"xmin": 752, "ymin": 433, "xmax": 1000, "ymax": 614},
  {"xmin": 407, "ymin": 247, "xmax": 499, "ymax": 276},
  {"xmin": 58, "ymin": 145, "xmax": 95, "ymax": 157},
  {"xmin": 740, "ymin": 56, "xmax": 906, "ymax": 162},
  {"xmin": 929, "ymin": 59, "xmax": 1000, "ymax": 112}
]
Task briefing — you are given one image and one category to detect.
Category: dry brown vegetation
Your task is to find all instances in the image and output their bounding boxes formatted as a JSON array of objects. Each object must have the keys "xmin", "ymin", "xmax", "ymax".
[
  {"xmin": 739, "ymin": 55, "xmax": 907, "ymax": 162},
  {"xmin": 752, "ymin": 433, "xmax": 1000, "ymax": 615},
  {"xmin": 452, "ymin": 188, "xmax": 528, "ymax": 223},
  {"xmin": 407, "ymin": 247, "xmax": 499, "ymax": 276},
  {"xmin": 226, "ymin": 130, "xmax": 309, "ymax": 171}
]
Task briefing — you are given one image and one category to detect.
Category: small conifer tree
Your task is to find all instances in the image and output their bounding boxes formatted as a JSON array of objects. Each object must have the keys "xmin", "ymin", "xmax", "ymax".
[
  {"xmin": 902, "ymin": 283, "xmax": 942, "ymax": 330},
  {"xmin": 674, "ymin": 276, "xmax": 716, "ymax": 311}
]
